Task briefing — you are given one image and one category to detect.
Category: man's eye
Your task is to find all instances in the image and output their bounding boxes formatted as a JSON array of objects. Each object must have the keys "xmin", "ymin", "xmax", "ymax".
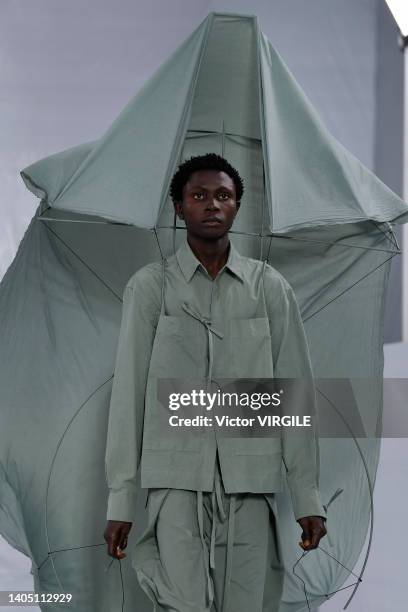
[
  {"xmin": 193, "ymin": 193, "xmax": 204, "ymax": 200},
  {"xmin": 218, "ymin": 192, "xmax": 231, "ymax": 200}
]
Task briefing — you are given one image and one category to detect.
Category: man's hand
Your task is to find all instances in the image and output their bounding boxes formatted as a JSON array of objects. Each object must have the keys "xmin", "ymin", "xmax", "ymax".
[
  {"xmin": 104, "ymin": 520, "xmax": 132, "ymax": 559},
  {"xmin": 297, "ymin": 516, "xmax": 327, "ymax": 551}
]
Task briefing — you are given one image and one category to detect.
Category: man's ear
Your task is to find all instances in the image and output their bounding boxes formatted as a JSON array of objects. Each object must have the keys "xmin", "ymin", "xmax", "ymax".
[
  {"xmin": 235, "ymin": 201, "xmax": 241, "ymax": 215},
  {"xmin": 174, "ymin": 201, "xmax": 184, "ymax": 219}
]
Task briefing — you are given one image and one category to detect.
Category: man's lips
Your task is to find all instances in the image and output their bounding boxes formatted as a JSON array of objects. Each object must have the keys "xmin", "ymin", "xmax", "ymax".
[{"xmin": 202, "ymin": 217, "xmax": 223, "ymax": 224}]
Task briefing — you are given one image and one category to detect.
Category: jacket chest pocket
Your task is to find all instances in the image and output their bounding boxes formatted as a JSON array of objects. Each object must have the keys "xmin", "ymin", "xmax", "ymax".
[
  {"xmin": 143, "ymin": 315, "xmax": 206, "ymax": 453},
  {"xmin": 148, "ymin": 315, "xmax": 207, "ymax": 378},
  {"xmin": 213, "ymin": 316, "xmax": 274, "ymax": 379}
]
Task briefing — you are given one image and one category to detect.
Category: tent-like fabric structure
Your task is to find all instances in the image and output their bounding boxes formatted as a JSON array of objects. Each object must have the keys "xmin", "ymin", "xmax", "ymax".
[{"xmin": 1, "ymin": 12, "xmax": 407, "ymax": 612}]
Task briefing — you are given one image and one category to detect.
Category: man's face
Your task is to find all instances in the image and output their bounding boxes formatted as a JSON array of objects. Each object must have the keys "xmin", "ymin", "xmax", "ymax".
[{"xmin": 174, "ymin": 169, "xmax": 240, "ymax": 240}]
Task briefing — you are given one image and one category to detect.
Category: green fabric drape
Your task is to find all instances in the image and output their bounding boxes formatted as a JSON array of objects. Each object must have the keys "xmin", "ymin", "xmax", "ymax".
[{"xmin": 1, "ymin": 11, "xmax": 407, "ymax": 612}]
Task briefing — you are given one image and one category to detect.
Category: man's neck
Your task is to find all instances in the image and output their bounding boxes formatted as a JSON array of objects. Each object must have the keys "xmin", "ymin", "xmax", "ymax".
[{"xmin": 186, "ymin": 234, "xmax": 230, "ymax": 280}]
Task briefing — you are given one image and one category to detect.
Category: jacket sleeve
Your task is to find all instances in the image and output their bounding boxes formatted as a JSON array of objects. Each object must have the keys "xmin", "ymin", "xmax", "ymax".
[
  {"xmin": 105, "ymin": 273, "xmax": 159, "ymax": 522},
  {"xmin": 266, "ymin": 270, "xmax": 327, "ymax": 522}
]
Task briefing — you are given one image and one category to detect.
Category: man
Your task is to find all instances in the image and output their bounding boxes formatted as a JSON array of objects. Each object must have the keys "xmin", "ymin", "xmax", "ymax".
[{"xmin": 104, "ymin": 153, "xmax": 327, "ymax": 611}]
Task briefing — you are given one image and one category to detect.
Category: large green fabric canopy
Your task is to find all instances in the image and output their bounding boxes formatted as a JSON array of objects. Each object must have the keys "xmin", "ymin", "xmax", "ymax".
[{"xmin": 1, "ymin": 12, "xmax": 407, "ymax": 612}]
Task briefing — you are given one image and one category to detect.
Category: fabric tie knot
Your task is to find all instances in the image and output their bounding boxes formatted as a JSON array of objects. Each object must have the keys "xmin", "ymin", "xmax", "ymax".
[{"xmin": 181, "ymin": 302, "xmax": 224, "ymax": 339}]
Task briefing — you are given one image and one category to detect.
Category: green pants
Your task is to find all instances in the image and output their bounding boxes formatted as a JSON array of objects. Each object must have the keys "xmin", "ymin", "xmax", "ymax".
[{"xmin": 132, "ymin": 454, "xmax": 284, "ymax": 612}]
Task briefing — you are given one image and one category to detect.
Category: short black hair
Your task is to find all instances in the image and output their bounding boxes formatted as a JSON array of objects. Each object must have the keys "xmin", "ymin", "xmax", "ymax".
[{"xmin": 169, "ymin": 153, "xmax": 244, "ymax": 205}]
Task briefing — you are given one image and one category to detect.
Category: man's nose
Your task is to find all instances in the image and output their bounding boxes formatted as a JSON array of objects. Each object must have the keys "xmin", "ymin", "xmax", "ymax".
[{"xmin": 206, "ymin": 197, "xmax": 220, "ymax": 209}]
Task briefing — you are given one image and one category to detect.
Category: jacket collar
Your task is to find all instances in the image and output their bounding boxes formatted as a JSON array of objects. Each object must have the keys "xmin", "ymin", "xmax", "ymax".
[{"xmin": 176, "ymin": 236, "xmax": 245, "ymax": 283}]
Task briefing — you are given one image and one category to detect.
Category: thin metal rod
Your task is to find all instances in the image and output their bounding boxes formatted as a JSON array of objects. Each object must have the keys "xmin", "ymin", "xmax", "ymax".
[
  {"xmin": 37, "ymin": 218, "xmax": 400, "ymax": 254},
  {"xmin": 370, "ymin": 219, "xmax": 399, "ymax": 249},
  {"xmin": 42, "ymin": 374, "xmax": 115, "ymax": 593},
  {"xmin": 303, "ymin": 252, "xmax": 398, "ymax": 322},
  {"xmin": 155, "ymin": 225, "xmax": 400, "ymax": 254},
  {"xmin": 41, "ymin": 222, "xmax": 122, "ymax": 302},
  {"xmin": 259, "ymin": 165, "xmax": 266, "ymax": 260},
  {"xmin": 315, "ymin": 386, "xmax": 375, "ymax": 610},
  {"xmin": 266, "ymin": 232, "xmax": 400, "ymax": 254},
  {"xmin": 37, "ymin": 217, "xmax": 131, "ymax": 225},
  {"xmin": 185, "ymin": 128, "xmax": 261, "ymax": 143}
]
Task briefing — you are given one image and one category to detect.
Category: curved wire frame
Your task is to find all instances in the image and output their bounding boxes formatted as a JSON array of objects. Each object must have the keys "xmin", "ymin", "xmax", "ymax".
[{"xmin": 292, "ymin": 545, "xmax": 363, "ymax": 612}]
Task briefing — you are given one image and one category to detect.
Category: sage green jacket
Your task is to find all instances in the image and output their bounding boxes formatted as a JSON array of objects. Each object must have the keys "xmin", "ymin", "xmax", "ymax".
[{"xmin": 105, "ymin": 237, "xmax": 327, "ymax": 523}]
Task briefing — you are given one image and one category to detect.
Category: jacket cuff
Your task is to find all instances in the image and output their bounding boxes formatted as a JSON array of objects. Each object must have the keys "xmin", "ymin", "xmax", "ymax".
[
  {"xmin": 289, "ymin": 486, "xmax": 327, "ymax": 522},
  {"xmin": 106, "ymin": 488, "xmax": 138, "ymax": 522}
]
